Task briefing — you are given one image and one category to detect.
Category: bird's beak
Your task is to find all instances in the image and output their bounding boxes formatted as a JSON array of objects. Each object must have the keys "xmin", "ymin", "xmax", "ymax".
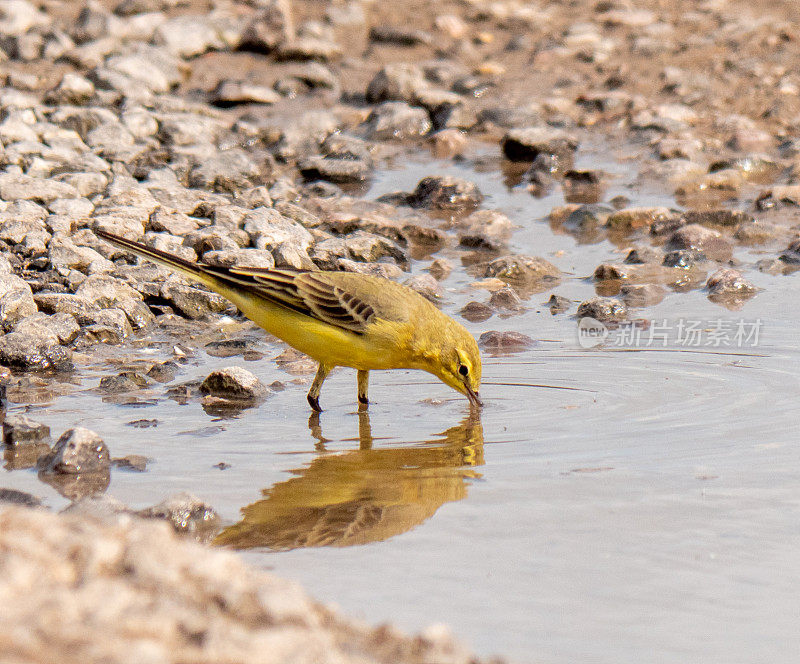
[{"xmin": 464, "ymin": 383, "xmax": 483, "ymax": 408}]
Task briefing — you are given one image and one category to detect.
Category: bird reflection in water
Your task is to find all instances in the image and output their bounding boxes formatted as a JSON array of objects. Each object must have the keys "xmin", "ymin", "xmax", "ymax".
[{"xmin": 214, "ymin": 412, "xmax": 484, "ymax": 551}]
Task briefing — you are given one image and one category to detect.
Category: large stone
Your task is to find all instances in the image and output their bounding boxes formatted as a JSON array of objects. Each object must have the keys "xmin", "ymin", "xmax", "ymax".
[
  {"xmin": 0, "ymin": 505, "xmax": 482, "ymax": 663},
  {"xmin": 0, "ymin": 329, "xmax": 72, "ymax": 371},
  {"xmin": 484, "ymin": 254, "xmax": 561, "ymax": 291},
  {"xmin": 200, "ymin": 366, "xmax": 268, "ymax": 401}
]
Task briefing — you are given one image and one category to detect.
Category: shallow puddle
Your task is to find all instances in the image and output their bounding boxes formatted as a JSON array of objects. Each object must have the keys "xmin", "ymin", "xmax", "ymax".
[{"xmin": 3, "ymin": 142, "xmax": 800, "ymax": 663}]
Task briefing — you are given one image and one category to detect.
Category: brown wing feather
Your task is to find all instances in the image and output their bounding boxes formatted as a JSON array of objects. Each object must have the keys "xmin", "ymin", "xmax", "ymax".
[{"xmin": 210, "ymin": 266, "xmax": 375, "ymax": 334}]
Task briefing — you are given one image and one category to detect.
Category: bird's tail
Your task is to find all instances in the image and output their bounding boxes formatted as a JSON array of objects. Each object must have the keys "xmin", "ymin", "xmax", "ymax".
[{"xmin": 95, "ymin": 229, "xmax": 216, "ymax": 288}]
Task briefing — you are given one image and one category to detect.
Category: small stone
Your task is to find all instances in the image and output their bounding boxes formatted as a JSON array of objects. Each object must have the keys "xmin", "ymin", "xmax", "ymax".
[
  {"xmin": 200, "ymin": 366, "xmax": 268, "ymax": 401},
  {"xmin": 189, "ymin": 149, "xmax": 260, "ymax": 193},
  {"xmin": 369, "ymin": 25, "xmax": 432, "ymax": 46},
  {"xmin": 211, "ymin": 80, "xmax": 281, "ymax": 107},
  {"xmin": 299, "ymin": 156, "xmax": 371, "ymax": 184},
  {"xmin": 624, "ymin": 246, "xmax": 662, "ymax": 264},
  {"xmin": 38, "ymin": 427, "xmax": 110, "ymax": 475},
  {"xmin": 683, "ymin": 209, "xmax": 753, "ymax": 228},
  {"xmin": 457, "ymin": 210, "xmax": 513, "ymax": 250},
  {"xmin": 706, "ymin": 268, "xmax": 757, "ymax": 297},
  {"xmin": 460, "ymin": 301, "xmax": 494, "ymax": 322},
  {"xmin": 111, "ymin": 454, "xmax": 148, "ymax": 471},
  {"xmin": 426, "ymin": 258, "xmax": 453, "ymax": 281},
  {"xmin": 607, "ymin": 207, "xmax": 678, "ymax": 231},
  {"xmin": 577, "ymin": 297, "xmax": 627, "ymax": 323},
  {"xmin": 668, "ymin": 224, "xmax": 732, "ymax": 262},
  {"xmin": 501, "ymin": 127, "xmax": 578, "ymax": 163},
  {"xmin": 547, "ymin": 294, "xmax": 571, "ymax": 313},
  {"xmin": 364, "ymin": 101, "xmax": 431, "ymax": 140},
  {"xmin": 402, "ymin": 274, "xmax": 441, "ymax": 302},
  {"xmin": 488, "ymin": 285, "xmax": 524, "ymax": 311},
  {"xmin": 3, "ymin": 414, "xmax": 50, "ymax": 447},
  {"xmin": 429, "ymin": 128, "xmax": 467, "ymax": 159},
  {"xmin": 663, "ymin": 249, "xmax": 706, "ymax": 269},
  {"xmin": 409, "ymin": 175, "xmax": 482, "ymax": 211},
  {"xmin": 161, "ymin": 282, "xmax": 230, "ymax": 320},
  {"xmin": 99, "ymin": 371, "xmax": 149, "ymax": 393},
  {"xmin": 0, "ymin": 488, "xmax": 41, "ymax": 507},
  {"xmin": 478, "ymin": 330, "xmax": 535, "ymax": 352},
  {"xmin": 146, "ymin": 361, "xmax": 177, "ymax": 383},
  {"xmin": 365, "ymin": 62, "xmax": 427, "ymax": 104},
  {"xmin": 620, "ymin": 284, "xmax": 666, "ymax": 307},
  {"xmin": 138, "ymin": 491, "xmax": 220, "ymax": 534},
  {"xmin": 484, "ymin": 254, "xmax": 560, "ymax": 291},
  {"xmin": 0, "ymin": 330, "xmax": 72, "ymax": 371},
  {"xmin": 780, "ymin": 238, "xmax": 800, "ymax": 264},
  {"xmin": 237, "ymin": 0, "xmax": 294, "ymax": 53}
]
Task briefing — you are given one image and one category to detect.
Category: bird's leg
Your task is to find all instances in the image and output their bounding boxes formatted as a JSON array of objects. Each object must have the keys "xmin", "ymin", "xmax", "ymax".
[
  {"xmin": 307, "ymin": 364, "xmax": 331, "ymax": 412},
  {"xmin": 357, "ymin": 369, "xmax": 369, "ymax": 409}
]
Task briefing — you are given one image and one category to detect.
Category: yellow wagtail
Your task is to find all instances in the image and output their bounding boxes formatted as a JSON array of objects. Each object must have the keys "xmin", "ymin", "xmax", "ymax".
[{"xmin": 95, "ymin": 230, "xmax": 482, "ymax": 410}]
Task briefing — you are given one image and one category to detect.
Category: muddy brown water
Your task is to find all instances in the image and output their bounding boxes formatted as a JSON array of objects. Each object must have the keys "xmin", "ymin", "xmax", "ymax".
[{"xmin": 3, "ymin": 143, "xmax": 800, "ymax": 663}]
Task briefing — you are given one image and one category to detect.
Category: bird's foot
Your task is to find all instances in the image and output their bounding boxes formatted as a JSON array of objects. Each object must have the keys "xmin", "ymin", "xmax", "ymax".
[{"xmin": 307, "ymin": 394, "xmax": 323, "ymax": 412}]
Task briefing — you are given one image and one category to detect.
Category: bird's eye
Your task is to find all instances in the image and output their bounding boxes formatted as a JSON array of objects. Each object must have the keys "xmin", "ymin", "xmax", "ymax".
[{"xmin": 458, "ymin": 364, "xmax": 469, "ymax": 377}]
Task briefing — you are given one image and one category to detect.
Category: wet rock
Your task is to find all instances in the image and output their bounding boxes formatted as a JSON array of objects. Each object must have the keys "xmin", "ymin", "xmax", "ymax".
[
  {"xmin": 3, "ymin": 414, "xmax": 50, "ymax": 447},
  {"xmin": 364, "ymin": 101, "xmax": 431, "ymax": 140},
  {"xmin": 780, "ymin": 238, "xmax": 800, "ymax": 264},
  {"xmin": 403, "ymin": 274, "xmax": 441, "ymax": 302},
  {"xmin": 13, "ymin": 312, "xmax": 80, "ymax": 344},
  {"xmin": 593, "ymin": 264, "xmax": 632, "ymax": 281},
  {"xmin": 161, "ymin": 282, "xmax": 230, "ymax": 320},
  {"xmin": 706, "ymin": 268, "xmax": 757, "ymax": 299},
  {"xmin": 484, "ymin": 254, "xmax": 560, "ymax": 291},
  {"xmin": 577, "ymin": 297, "xmax": 627, "ymax": 323},
  {"xmin": 427, "ymin": 258, "xmax": 453, "ymax": 281},
  {"xmin": 488, "ymin": 285, "xmax": 523, "ymax": 311},
  {"xmin": 620, "ymin": 283, "xmax": 666, "ymax": 307},
  {"xmin": 478, "ymin": 330, "xmax": 535, "ymax": 352},
  {"xmin": 683, "ymin": 209, "xmax": 753, "ymax": 228},
  {"xmin": 299, "ymin": 156, "xmax": 372, "ymax": 184},
  {"xmin": 561, "ymin": 204, "xmax": 614, "ymax": 235},
  {"xmin": 733, "ymin": 220, "xmax": 782, "ymax": 245},
  {"xmin": 200, "ymin": 366, "xmax": 268, "ymax": 401},
  {"xmin": 607, "ymin": 207, "xmax": 677, "ymax": 232},
  {"xmin": 501, "ymin": 127, "xmax": 578, "ymax": 163},
  {"xmin": 624, "ymin": 246, "xmax": 662, "ymax": 264},
  {"xmin": 460, "ymin": 301, "xmax": 494, "ymax": 322},
  {"xmin": 138, "ymin": 491, "xmax": 220, "ymax": 535},
  {"xmin": 547, "ymin": 294, "xmax": 571, "ymax": 314},
  {"xmin": 146, "ymin": 361, "xmax": 177, "ymax": 383},
  {"xmin": 457, "ymin": 210, "xmax": 513, "ymax": 250},
  {"xmin": 429, "ymin": 128, "xmax": 467, "ymax": 159},
  {"xmin": 0, "ymin": 329, "xmax": 72, "ymax": 371},
  {"xmin": 0, "ymin": 488, "xmax": 41, "ymax": 507},
  {"xmin": 111, "ymin": 454, "xmax": 148, "ymax": 472},
  {"xmin": 38, "ymin": 427, "xmax": 109, "ymax": 475},
  {"xmin": 409, "ymin": 175, "xmax": 482, "ymax": 211},
  {"xmin": 365, "ymin": 62, "xmax": 427, "ymax": 104},
  {"xmin": 99, "ymin": 371, "xmax": 149, "ymax": 393},
  {"xmin": 662, "ymin": 249, "xmax": 706, "ymax": 269},
  {"xmin": 668, "ymin": 224, "xmax": 732, "ymax": 262}
]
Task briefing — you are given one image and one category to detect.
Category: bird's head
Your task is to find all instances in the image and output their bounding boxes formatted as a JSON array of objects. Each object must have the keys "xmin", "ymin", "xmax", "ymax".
[{"xmin": 423, "ymin": 324, "xmax": 483, "ymax": 407}]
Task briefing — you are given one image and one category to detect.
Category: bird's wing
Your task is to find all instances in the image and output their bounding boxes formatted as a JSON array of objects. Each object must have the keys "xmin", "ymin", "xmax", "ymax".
[{"xmin": 219, "ymin": 267, "xmax": 376, "ymax": 334}]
